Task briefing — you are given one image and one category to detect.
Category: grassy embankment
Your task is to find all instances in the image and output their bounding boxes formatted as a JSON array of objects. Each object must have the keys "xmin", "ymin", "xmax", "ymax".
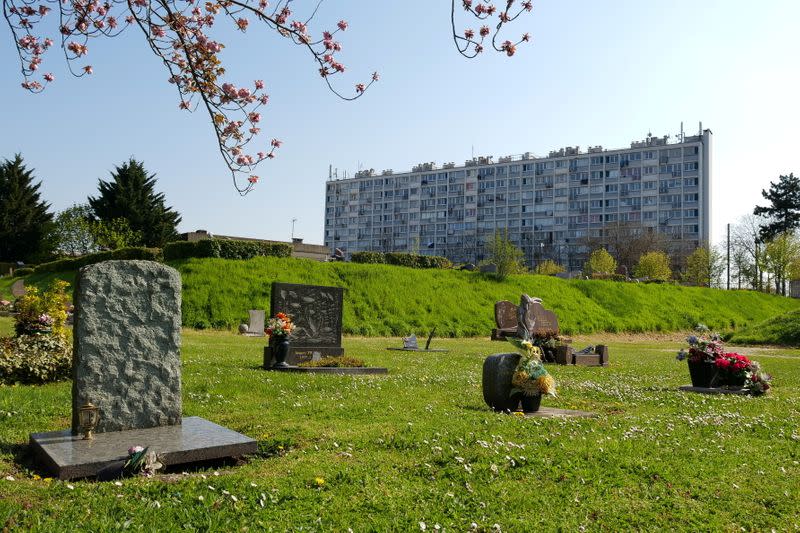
[
  {"xmin": 2, "ymin": 256, "xmax": 798, "ymax": 336},
  {"xmin": 0, "ymin": 318, "xmax": 799, "ymax": 530},
  {"xmin": 729, "ymin": 308, "xmax": 800, "ymax": 346}
]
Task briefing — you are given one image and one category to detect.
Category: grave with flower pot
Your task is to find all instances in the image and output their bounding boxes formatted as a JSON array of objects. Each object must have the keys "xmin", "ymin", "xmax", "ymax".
[
  {"xmin": 263, "ymin": 282, "xmax": 345, "ymax": 367},
  {"xmin": 481, "ymin": 294, "xmax": 596, "ymax": 418},
  {"xmin": 676, "ymin": 330, "xmax": 772, "ymax": 395},
  {"xmin": 263, "ymin": 281, "xmax": 387, "ymax": 374},
  {"xmin": 29, "ymin": 260, "xmax": 257, "ymax": 480}
]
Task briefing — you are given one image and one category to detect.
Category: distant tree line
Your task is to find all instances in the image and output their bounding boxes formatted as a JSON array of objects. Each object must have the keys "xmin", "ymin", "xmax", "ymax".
[
  {"xmin": 0, "ymin": 154, "xmax": 181, "ymax": 264},
  {"xmin": 484, "ymin": 172, "xmax": 800, "ymax": 294}
]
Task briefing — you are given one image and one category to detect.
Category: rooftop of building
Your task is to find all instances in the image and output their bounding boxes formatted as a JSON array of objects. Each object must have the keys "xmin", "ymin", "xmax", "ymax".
[{"xmin": 327, "ymin": 128, "xmax": 711, "ymax": 182}]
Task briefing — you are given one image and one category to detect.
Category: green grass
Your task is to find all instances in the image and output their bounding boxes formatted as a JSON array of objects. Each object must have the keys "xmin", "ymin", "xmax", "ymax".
[
  {"xmin": 1, "ymin": 320, "xmax": 799, "ymax": 530},
  {"xmin": 729, "ymin": 308, "xmax": 800, "ymax": 346},
  {"xmin": 3, "ymin": 258, "xmax": 799, "ymax": 336}
]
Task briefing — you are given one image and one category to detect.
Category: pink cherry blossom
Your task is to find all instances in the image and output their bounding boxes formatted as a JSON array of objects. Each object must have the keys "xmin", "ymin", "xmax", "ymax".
[{"xmin": 8, "ymin": 0, "xmax": 531, "ymax": 194}]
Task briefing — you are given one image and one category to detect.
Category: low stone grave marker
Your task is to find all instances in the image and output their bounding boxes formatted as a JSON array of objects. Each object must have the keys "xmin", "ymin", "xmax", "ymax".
[
  {"xmin": 403, "ymin": 334, "xmax": 419, "ymax": 349},
  {"xmin": 242, "ymin": 309, "xmax": 265, "ymax": 337},
  {"xmin": 29, "ymin": 260, "xmax": 256, "ymax": 480},
  {"xmin": 387, "ymin": 328, "xmax": 449, "ymax": 353}
]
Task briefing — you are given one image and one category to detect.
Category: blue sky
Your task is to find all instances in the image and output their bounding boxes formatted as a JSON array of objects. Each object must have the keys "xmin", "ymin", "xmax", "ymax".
[{"xmin": 2, "ymin": 1, "xmax": 798, "ymax": 246}]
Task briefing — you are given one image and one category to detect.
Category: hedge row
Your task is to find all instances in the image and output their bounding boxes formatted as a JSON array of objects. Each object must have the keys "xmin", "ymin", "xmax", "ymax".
[
  {"xmin": 34, "ymin": 247, "xmax": 163, "ymax": 273},
  {"xmin": 350, "ymin": 251, "xmax": 452, "ymax": 269},
  {"xmin": 163, "ymin": 239, "xmax": 293, "ymax": 261}
]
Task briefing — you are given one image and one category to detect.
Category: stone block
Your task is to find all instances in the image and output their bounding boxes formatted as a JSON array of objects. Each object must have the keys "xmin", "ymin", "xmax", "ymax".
[
  {"xmin": 71, "ymin": 260, "xmax": 182, "ymax": 434},
  {"xmin": 482, "ymin": 353, "xmax": 521, "ymax": 412}
]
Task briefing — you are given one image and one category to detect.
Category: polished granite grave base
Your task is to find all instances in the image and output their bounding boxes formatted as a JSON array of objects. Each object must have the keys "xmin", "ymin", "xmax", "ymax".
[
  {"xmin": 679, "ymin": 385, "xmax": 752, "ymax": 396},
  {"xmin": 386, "ymin": 348, "xmax": 449, "ymax": 353},
  {"xmin": 519, "ymin": 407, "xmax": 597, "ymax": 418},
  {"xmin": 29, "ymin": 416, "xmax": 257, "ymax": 480},
  {"xmin": 269, "ymin": 366, "xmax": 388, "ymax": 375}
]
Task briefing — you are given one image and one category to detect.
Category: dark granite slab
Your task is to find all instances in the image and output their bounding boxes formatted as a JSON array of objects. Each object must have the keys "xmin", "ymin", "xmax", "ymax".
[
  {"xmin": 679, "ymin": 385, "xmax": 753, "ymax": 396},
  {"xmin": 29, "ymin": 416, "xmax": 257, "ymax": 480},
  {"xmin": 386, "ymin": 348, "xmax": 449, "ymax": 353},
  {"xmin": 520, "ymin": 407, "xmax": 597, "ymax": 418},
  {"xmin": 263, "ymin": 345, "xmax": 345, "ymax": 368},
  {"xmin": 268, "ymin": 366, "xmax": 388, "ymax": 375}
]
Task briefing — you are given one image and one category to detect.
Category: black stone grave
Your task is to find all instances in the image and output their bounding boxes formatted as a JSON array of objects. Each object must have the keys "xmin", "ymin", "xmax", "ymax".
[{"xmin": 264, "ymin": 282, "xmax": 345, "ymax": 367}]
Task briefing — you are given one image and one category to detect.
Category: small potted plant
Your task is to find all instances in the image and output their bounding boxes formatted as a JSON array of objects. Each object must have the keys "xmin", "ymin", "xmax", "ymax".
[
  {"xmin": 266, "ymin": 312, "xmax": 294, "ymax": 368},
  {"xmin": 506, "ymin": 338, "xmax": 557, "ymax": 412}
]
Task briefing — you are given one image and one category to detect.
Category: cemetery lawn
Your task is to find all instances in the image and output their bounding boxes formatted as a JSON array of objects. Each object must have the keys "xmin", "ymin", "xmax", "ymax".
[{"xmin": 1, "ymin": 325, "xmax": 799, "ymax": 530}]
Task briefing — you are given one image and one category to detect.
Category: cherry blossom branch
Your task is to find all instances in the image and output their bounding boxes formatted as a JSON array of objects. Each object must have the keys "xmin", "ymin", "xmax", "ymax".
[
  {"xmin": 6, "ymin": 0, "xmax": 532, "ymax": 194},
  {"xmin": 451, "ymin": 0, "xmax": 532, "ymax": 57}
]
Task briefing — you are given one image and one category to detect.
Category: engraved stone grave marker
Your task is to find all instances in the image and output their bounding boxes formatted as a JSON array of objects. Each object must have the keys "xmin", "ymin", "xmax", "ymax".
[{"xmin": 264, "ymin": 282, "xmax": 344, "ymax": 367}]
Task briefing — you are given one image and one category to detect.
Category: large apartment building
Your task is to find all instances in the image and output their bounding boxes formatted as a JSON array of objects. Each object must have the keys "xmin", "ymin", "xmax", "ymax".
[{"xmin": 324, "ymin": 129, "xmax": 712, "ymax": 270}]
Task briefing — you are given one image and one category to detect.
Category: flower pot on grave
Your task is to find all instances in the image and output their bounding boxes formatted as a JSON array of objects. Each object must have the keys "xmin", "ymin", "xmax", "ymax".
[
  {"xmin": 272, "ymin": 338, "xmax": 291, "ymax": 368},
  {"xmin": 482, "ymin": 353, "xmax": 522, "ymax": 412},
  {"xmin": 520, "ymin": 394, "xmax": 542, "ymax": 413},
  {"xmin": 716, "ymin": 371, "xmax": 746, "ymax": 388},
  {"xmin": 687, "ymin": 360, "xmax": 717, "ymax": 388}
]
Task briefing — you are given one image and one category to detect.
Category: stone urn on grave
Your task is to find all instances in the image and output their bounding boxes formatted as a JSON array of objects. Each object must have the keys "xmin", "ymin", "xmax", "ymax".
[{"xmin": 482, "ymin": 294, "xmax": 543, "ymax": 413}]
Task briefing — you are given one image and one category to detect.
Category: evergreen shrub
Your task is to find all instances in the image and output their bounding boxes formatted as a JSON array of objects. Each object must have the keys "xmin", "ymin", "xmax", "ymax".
[
  {"xmin": 163, "ymin": 239, "xmax": 292, "ymax": 260},
  {"xmin": 385, "ymin": 252, "xmax": 452, "ymax": 269},
  {"xmin": 350, "ymin": 251, "xmax": 386, "ymax": 264}
]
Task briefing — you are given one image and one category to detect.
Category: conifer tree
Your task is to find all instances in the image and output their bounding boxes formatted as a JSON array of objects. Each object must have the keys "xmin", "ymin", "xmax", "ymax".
[
  {"xmin": 88, "ymin": 159, "xmax": 181, "ymax": 248},
  {"xmin": 0, "ymin": 154, "xmax": 54, "ymax": 262},
  {"xmin": 754, "ymin": 173, "xmax": 800, "ymax": 241}
]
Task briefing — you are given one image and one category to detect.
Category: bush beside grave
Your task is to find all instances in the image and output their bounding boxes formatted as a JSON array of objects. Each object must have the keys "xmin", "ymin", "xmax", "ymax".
[
  {"xmin": 34, "ymin": 247, "xmax": 163, "ymax": 273},
  {"xmin": 0, "ymin": 334, "xmax": 72, "ymax": 384}
]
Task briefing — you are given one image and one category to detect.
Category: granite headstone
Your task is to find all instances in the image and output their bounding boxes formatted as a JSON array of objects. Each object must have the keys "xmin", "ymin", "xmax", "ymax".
[
  {"xmin": 529, "ymin": 303, "xmax": 559, "ymax": 336},
  {"xmin": 30, "ymin": 260, "xmax": 257, "ymax": 479},
  {"xmin": 264, "ymin": 282, "xmax": 344, "ymax": 367},
  {"xmin": 71, "ymin": 260, "xmax": 182, "ymax": 433}
]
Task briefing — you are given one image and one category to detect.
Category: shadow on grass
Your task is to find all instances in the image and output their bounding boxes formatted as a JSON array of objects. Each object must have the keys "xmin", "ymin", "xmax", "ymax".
[{"xmin": 0, "ymin": 440, "xmax": 41, "ymax": 476}]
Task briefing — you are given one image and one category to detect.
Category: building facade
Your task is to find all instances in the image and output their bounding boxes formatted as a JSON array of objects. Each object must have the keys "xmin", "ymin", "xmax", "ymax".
[{"xmin": 324, "ymin": 129, "xmax": 712, "ymax": 270}]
